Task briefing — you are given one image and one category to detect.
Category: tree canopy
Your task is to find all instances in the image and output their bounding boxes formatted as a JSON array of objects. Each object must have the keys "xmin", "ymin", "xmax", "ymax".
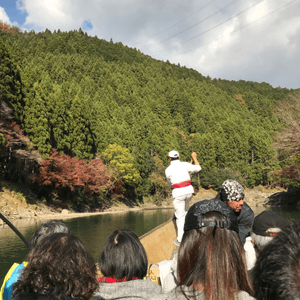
[{"xmin": 1, "ymin": 22, "xmax": 299, "ymax": 208}]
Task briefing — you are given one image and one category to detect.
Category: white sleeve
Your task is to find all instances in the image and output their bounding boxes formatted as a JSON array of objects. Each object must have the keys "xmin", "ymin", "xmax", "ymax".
[
  {"xmin": 244, "ymin": 237, "xmax": 256, "ymax": 270},
  {"xmin": 185, "ymin": 162, "xmax": 201, "ymax": 174}
]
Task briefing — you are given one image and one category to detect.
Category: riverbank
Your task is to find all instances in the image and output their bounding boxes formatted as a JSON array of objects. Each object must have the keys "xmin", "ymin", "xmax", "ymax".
[{"xmin": 2, "ymin": 179, "xmax": 297, "ymax": 225}]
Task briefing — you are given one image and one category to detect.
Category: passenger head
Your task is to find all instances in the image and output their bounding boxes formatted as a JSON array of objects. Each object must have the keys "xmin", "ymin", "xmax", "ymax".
[
  {"xmin": 31, "ymin": 220, "xmax": 70, "ymax": 247},
  {"xmin": 217, "ymin": 179, "xmax": 245, "ymax": 213},
  {"xmin": 177, "ymin": 199, "xmax": 252, "ymax": 300},
  {"xmin": 168, "ymin": 150, "xmax": 179, "ymax": 161},
  {"xmin": 12, "ymin": 233, "xmax": 98, "ymax": 300},
  {"xmin": 98, "ymin": 229, "xmax": 147, "ymax": 281},
  {"xmin": 253, "ymin": 221, "xmax": 300, "ymax": 300},
  {"xmin": 251, "ymin": 210, "xmax": 288, "ymax": 252}
]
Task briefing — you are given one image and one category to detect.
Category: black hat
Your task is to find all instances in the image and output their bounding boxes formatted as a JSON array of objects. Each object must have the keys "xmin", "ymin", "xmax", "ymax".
[
  {"xmin": 252, "ymin": 210, "xmax": 288, "ymax": 237},
  {"xmin": 184, "ymin": 199, "xmax": 239, "ymax": 233}
]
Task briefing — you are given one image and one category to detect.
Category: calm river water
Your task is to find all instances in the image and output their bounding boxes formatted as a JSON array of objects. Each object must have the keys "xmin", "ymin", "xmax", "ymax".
[
  {"xmin": 1, "ymin": 206, "xmax": 300, "ymax": 284},
  {"xmin": 0, "ymin": 208, "xmax": 174, "ymax": 283}
]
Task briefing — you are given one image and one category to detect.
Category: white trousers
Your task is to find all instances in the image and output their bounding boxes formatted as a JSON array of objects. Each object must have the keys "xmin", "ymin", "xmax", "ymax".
[{"xmin": 173, "ymin": 193, "xmax": 193, "ymax": 242}]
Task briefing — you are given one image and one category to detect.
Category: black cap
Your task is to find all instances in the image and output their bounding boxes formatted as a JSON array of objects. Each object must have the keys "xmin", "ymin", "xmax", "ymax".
[
  {"xmin": 184, "ymin": 199, "xmax": 239, "ymax": 233},
  {"xmin": 252, "ymin": 210, "xmax": 288, "ymax": 237}
]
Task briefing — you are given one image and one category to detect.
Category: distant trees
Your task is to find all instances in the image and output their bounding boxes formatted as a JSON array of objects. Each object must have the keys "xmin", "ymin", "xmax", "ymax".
[
  {"xmin": 273, "ymin": 92, "xmax": 300, "ymax": 158},
  {"xmin": 1, "ymin": 24, "xmax": 299, "ymax": 207},
  {"xmin": 33, "ymin": 149, "xmax": 122, "ymax": 204},
  {"xmin": 271, "ymin": 91, "xmax": 300, "ymax": 187},
  {"xmin": 102, "ymin": 144, "xmax": 141, "ymax": 187},
  {"xmin": 0, "ymin": 36, "xmax": 39, "ymax": 182},
  {"xmin": 0, "ymin": 36, "xmax": 22, "ymax": 111}
]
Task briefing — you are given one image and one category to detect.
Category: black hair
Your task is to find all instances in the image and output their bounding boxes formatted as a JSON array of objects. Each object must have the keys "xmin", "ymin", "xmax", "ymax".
[
  {"xmin": 170, "ymin": 157, "xmax": 179, "ymax": 161},
  {"xmin": 31, "ymin": 220, "xmax": 70, "ymax": 247},
  {"xmin": 98, "ymin": 229, "xmax": 148, "ymax": 280},
  {"xmin": 253, "ymin": 221, "xmax": 300, "ymax": 300}
]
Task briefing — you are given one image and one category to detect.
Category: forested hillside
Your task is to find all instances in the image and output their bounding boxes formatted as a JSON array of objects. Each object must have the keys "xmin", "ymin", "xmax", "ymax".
[{"xmin": 0, "ymin": 23, "xmax": 299, "ymax": 209}]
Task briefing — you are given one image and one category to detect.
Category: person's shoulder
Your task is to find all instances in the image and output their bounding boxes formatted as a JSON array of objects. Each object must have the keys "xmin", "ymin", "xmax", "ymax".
[
  {"xmin": 181, "ymin": 161, "xmax": 200, "ymax": 169},
  {"xmin": 94, "ymin": 279, "xmax": 162, "ymax": 299},
  {"xmin": 1, "ymin": 262, "xmax": 26, "ymax": 300},
  {"xmin": 165, "ymin": 164, "xmax": 172, "ymax": 174},
  {"xmin": 242, "ymin": 202, "xmax": 254, "ymax": 215}
]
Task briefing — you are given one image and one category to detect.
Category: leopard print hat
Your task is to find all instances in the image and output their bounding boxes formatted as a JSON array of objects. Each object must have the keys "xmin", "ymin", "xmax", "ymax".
[{"xmin": 219, "ymin": 179, "xmax": 245, "ymax": 202}]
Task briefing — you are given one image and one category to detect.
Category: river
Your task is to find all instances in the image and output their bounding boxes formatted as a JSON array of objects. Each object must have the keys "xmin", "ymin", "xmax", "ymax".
[
  {"xmin": 0, "ymin": 206, "xmax": 299, "ymax": 285},
  {"xmin": 0, "ymin": 208, "xmax": 174, "ymax": 283}
]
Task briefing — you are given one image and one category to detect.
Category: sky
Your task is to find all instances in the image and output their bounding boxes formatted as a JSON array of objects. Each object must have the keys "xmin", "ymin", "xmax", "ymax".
[{"xmin": 0, "ymin": 0, "xmax": 300, "ymax": 89}]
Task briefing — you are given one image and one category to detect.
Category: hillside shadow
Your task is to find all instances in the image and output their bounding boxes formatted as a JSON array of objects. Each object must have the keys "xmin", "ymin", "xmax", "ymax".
[{"xmin": 266, "ymin": 187, "xmax": 300, "ymax": 207}]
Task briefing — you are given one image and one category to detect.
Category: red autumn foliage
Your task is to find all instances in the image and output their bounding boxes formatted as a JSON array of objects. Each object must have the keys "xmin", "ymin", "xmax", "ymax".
[
  {"xmin": 281, "ymin": 164, "xmax": 300, "ymax": 183},
  {"xmin": 1, "ymin": 120, "xmax": 29, "ymax": 148},
  {"xmin": 271, "ymin": 164, "xmax": 300, "ymax": 188},
  {"xmin": 0, "ymin": 21, "xmax": 21, "ymax": 35},
  {"xmin": 0, "ymin": 101, "xmax": 29, "ymax": 149},
  {"xmin": 33, "ymin": 149, "xmax": 123, "ymax": 196}
]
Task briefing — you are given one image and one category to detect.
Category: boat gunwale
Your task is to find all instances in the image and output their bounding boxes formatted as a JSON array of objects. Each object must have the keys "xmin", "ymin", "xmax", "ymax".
[{"xmin": 139, "ymin": 217, "xmax": 173, "ymax": 240}]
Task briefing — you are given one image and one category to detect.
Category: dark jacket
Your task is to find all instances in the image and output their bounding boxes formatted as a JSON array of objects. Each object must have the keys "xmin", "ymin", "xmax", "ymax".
[
  {"xmin": 214, "ymin": 194, "xmax": 254, "ymax": 244},
  {"xmin": 235, "ymin": 202, "xmax": 254, "ymax": 244}
]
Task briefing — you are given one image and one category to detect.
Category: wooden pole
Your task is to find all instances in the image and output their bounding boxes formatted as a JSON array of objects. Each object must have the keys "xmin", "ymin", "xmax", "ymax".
[{"xmin": 0, "ymin": 212, "xmax": 32, "ymax": 249}]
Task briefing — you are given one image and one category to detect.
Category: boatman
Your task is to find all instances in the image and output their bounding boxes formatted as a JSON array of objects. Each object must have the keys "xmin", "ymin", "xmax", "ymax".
[
  {"xmin": 165, "ymin": 150, "xmax": 201, "ymax": 246},
  {"xmin": 215, "ymin": 179, "xmax": 254, "ymax": 245}
]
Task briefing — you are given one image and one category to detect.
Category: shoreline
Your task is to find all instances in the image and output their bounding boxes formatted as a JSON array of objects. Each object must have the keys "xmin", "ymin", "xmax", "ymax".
[
  {"xmin": 34, "ymin": 204, "xmax": 176, "ymax": 221},
  {"xmin": 0, "ymin": 202, "xmax": 175, "ymax": 226},
  {"xmin": 1, "ymin": 186, "xmax": 297, "ymax": 226}
]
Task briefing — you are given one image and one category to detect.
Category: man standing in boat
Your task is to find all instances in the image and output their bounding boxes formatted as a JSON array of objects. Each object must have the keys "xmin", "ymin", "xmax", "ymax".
[{"xmin": 165, "ymin": 150, "xmax": 201, "ymax": 246}]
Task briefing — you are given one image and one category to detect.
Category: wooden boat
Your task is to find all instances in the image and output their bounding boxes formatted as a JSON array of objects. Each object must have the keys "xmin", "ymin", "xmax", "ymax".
[
  {"xmin": 140, "ymin": 217, "xmax": 178, "ymax": 285},
  {"xmin": 140, "ymin": 217, "xmax": 177, "ymax": 264}
]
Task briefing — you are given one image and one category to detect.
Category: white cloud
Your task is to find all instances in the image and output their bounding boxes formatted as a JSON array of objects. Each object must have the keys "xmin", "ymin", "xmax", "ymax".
[
  {"xmin": 162, "ymin": 0, "xmax": 300, "ymax": 88},
  {"xmin": 0, "ymin": 6, "xmax": 11, "ymax": 24},
  {"xmin": 19, "ymin": 0, "xmax": 74, "ymax": 30},
  {"xmin": 2, "ymin": 0, "xmax": 300, "ymax": 88}
]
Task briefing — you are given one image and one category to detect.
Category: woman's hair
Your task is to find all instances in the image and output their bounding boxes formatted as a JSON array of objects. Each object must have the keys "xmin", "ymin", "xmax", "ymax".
[
  {"xmin": 177, "ymin": 211, "xmax": 252, "ymax": 300},
  {"xmin": 12, "ymin": 233, "xmax": 98, "ymax": 299},
  {"xmin": 98, "ymin": 229, "xmax": 148, "ymax": 280},
  {"xmin": 31, "ymin": 220, "xmax": 70, "ymax": 247},
  {"xmin": 253, "ymin": 221, "xmax": 300, "ymax": 300}
]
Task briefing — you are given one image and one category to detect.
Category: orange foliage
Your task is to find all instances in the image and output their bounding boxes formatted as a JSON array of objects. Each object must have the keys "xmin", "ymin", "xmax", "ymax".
[{"xmin": 0, "ymin": 22, "xmax": 20, "ymax": 35}]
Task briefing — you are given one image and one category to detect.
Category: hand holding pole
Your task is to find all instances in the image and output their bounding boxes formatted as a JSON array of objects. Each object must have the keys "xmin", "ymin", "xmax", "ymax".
[{"xmin": 191, "ymin": 152, "xmax": 200, "ymax": 166}]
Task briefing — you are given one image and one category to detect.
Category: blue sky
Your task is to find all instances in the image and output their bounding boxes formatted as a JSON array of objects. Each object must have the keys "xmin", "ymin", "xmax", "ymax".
[
  {"xmin": 0, "ymin": 0, "xmax": 27, "ymax": 24},
  {"xmin": 1, "ymin": 0, "xmax": 300, "ymax": 89}
]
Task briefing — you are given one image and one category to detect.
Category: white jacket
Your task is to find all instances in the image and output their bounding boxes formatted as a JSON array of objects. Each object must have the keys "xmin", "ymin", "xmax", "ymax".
[{"xmin": 165, "ymin": 160, "xmax": 201, "ymax": 198}]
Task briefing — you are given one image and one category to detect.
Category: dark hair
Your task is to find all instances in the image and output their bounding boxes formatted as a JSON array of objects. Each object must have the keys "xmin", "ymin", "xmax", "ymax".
[
  {"xmin": 31, "ymin": 220, "xmax": 70, "ymax": 247},
  {"xmin": 170, "ymin": 157, "xmax": 179, "ymax": 161},
  {"xmin": 98, "ymin": 229, "xmax": 148, "ymax": 280},
  {"xmin": 177, "ymin": 211, "xmax": 252, "ymax": 300},
  {"xmin": 253, "ymin": 221, "xmax": 300, "ymax": 300},
  {"xmin": 12, "ymin": 233, "xmax": 98, "ymax": 299}
]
